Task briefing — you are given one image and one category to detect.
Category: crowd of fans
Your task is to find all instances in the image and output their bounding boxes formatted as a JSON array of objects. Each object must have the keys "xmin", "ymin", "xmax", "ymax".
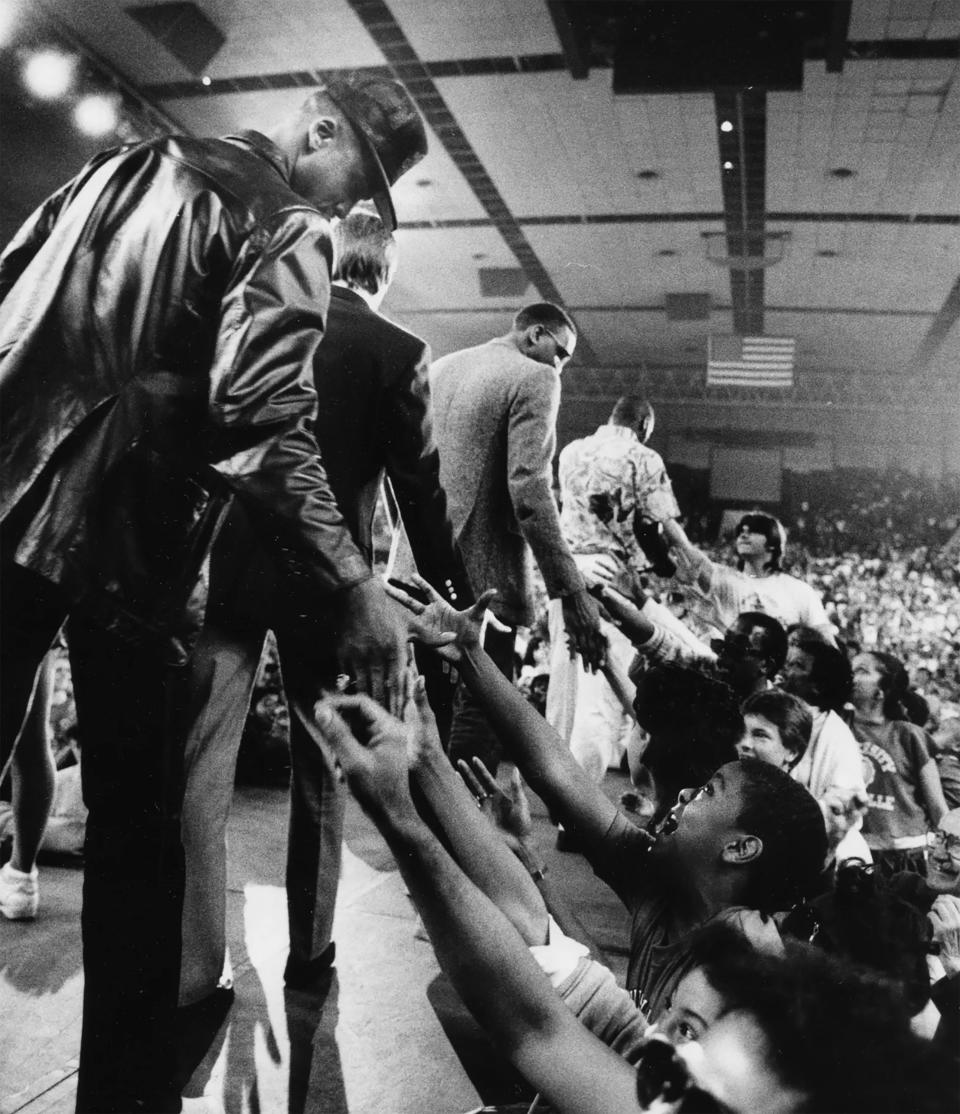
[{"xmin": 5, "ymin": 461, "xmax": 960, "ymax": 1114}]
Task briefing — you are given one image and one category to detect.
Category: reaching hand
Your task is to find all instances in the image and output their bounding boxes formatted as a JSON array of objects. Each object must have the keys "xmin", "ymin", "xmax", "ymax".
[
  {"xmin": 457, "ymin": 758, "xmax": 534, "ymax": 856},
  {"xmin": 561, "ymin": 586, "xmax": 607, "ymax": 672},
  {"xmin": 820, "ymin": 789, "xmax": 868, "ymax": 846},
  {"xmin": 385, "ymin": 573, "xmax": 499, "ymax": 663},
  {"xmin": 314, "ymin": 693, "xmax": 417, "ymax": 826},
  {"xmin": 573, "ymin": 552, "xmax": 620, "ymax": 590},
  {"xmin": 929, "ymin": 893, "xmax": 960, "ymax": 977},
  {"xmin": 405, "ymin": 672, "xmax": 446, "ymax": 768},
  {"xmin": 338, "ymin": 578, "xmax": 408, "ymax": 716}
]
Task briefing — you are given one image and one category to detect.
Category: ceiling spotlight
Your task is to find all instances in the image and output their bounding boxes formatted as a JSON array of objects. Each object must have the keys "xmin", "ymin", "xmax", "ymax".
[
  {"xmin": 816, "ymin": 249, "xmax": 840, "ymax": 258},
  {"xmin": 636, "ymin": 169, "xmax": 660, "ymax": 180},
  {"xmin": 719, "ymin": 120, "xmax": 734, "ymax": 132},
  {"xmin": 201, "ymin": 75, "xmax": 212, "ymax": 86},
  {"xmin": 723, "ymin": 160, "xmax": 734, "ymax": 170},
  {"xmin": 657, "ymin": 249, "xmax": 677, "ymax": 257},
  {"xmin": 472, "ymin": 252, "xmax": 487, "ymax": 260},
  {"xmin": 23, "ymin": 48, "xmax": 76, "ymax": 99},
  {"xmin": 74, "ymin": 93, "xmax": 119, "ymax": 137},
  {"xmin": 416, "ymin": 178, "xmax": 433, "ymax": 188},
  {"xmin": 828, "ymin": 167, "xmax": 856, "ymax": 179}
]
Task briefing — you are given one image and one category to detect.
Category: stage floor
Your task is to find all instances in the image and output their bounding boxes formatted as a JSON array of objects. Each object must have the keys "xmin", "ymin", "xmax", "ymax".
[{"xmin": 1, "ymin": 771, "xmax": 630, "ymax": 1114}]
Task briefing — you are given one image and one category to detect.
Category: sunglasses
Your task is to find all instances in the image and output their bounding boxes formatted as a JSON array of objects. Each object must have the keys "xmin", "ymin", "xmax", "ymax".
[{"xmin": 540, "ymin": 326, "xmax": 571, "ymax": 363}]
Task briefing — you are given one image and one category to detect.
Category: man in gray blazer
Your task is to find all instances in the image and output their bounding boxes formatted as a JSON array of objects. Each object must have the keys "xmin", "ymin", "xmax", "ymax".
[{"xmin": 430, "ymin": 303, "xmax": 604, "ymax": 772}]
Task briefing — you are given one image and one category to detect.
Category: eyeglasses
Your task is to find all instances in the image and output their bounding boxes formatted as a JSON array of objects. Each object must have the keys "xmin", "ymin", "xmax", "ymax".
[
  {"xmin": 540, "ymin": 326, "xmax": 571, "ymax": 364},
  {"xmin": 929, "ymin": 829, "xmax": 960, "ymax": 860}
]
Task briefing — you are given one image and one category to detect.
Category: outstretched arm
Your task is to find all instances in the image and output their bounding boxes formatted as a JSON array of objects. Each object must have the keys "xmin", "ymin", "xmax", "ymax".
[
  {"xmin": 407, "ymin": 677, "xmax": 551, "ymax": 946},
  {"xmin": 316, "ymin": 695, "xmax": 643, "ymax": 1114},
  {"xmin": 389, "ymin": 576, "xmax": 653, "ymax": 886}
]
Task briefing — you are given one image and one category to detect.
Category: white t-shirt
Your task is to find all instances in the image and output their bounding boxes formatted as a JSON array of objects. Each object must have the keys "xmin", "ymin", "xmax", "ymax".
[{"xmin": 687, "ymin": 562, "xmax": 834, "ymax": 637}]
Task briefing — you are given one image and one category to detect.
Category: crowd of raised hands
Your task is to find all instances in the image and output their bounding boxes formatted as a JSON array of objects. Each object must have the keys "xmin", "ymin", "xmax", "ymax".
[{"xmin": 312, "ymin": 575, "xmax": 960, "ymax": 1114}]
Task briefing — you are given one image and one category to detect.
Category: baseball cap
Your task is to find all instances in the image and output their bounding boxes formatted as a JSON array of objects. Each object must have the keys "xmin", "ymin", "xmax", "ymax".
[{"xmin": 323, "ymin": 74, "xmax": 427, "ymax": 232}]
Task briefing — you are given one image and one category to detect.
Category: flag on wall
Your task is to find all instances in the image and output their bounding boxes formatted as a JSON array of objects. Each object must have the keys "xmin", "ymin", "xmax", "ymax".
[{"xmin": 707, "ymin": 335, "xmax": 795, "ymax": 387}]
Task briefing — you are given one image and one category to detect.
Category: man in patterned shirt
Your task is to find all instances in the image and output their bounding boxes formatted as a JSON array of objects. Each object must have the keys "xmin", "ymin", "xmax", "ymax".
[{"xmin": 546, "ymin": 397, "xmax": 681, "ymax": 790}]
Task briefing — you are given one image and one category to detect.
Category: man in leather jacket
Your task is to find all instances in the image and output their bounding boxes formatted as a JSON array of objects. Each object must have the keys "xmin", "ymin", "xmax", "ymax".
[{"xmin": 0, "ymin": 74, "xmax": 427, "ymax": 1113}]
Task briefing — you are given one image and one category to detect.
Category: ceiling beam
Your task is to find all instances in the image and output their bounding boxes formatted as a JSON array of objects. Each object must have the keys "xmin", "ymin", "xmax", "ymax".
[
  {"xmin": 345, "ymin": 0, "xmax": 597, "ymax": 363},
  {"xmin": 545, "ymin": 2, "xmax": 590, "ymax": 80}
]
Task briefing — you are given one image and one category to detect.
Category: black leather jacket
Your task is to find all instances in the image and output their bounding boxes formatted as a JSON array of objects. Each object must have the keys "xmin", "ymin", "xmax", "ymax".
[{"xmin": 0, "ymin": 130, "xmax": 370, "ymax": 656}]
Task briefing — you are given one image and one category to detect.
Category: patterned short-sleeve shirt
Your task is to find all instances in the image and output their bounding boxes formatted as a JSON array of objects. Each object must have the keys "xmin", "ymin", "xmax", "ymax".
[{"xmin": 558, "ymin": 424, "xmax": 679, "ymax": 575}]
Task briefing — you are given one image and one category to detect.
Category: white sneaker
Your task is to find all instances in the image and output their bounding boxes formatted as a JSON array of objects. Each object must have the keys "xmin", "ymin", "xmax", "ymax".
[{"xmin": 0, "ymin": 861, "xmax": 39, "ymax": 920}]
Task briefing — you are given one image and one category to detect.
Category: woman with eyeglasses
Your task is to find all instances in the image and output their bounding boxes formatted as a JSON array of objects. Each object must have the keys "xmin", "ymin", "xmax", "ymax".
[{"xmin": 850, "ymin": 650, "xmax": 948, "ymax": 878}]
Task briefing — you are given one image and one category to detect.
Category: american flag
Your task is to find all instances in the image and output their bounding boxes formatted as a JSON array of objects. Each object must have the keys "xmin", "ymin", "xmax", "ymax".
[{"xmin": 706, "ymin": 335, "xmax": 795, "ymax": 388}]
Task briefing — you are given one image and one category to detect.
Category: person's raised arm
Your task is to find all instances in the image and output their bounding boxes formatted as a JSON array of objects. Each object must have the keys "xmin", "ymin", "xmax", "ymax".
[
  {"xmin": 389, "ymin": 577, "xmax": 653, "ymax": 881},
  {"xmin": 661, "ymin": 518, "xmax": 713, "ymax": 595},
  {"xmin": 316, "ymin": 695, "xmax": 643, "ymax": 1114},
  {"xmin": 919, "ymin": 757, "xmax": 948, "ymax": 827},
  {"xmin": 407, "ymin": 676, "xmax": 550, "ymax": 946}
]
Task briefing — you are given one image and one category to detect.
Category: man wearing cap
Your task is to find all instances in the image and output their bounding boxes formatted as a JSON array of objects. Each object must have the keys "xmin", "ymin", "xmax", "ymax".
[{"xmin": 0, "ymin": 74, "xmax": 426, "ymax": 1112}]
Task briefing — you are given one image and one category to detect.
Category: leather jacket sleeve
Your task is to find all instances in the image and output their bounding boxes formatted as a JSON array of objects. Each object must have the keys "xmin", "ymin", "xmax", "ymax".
[
  {"xmin": 208, "ymin": 211, "xmax": 371, "ymax": 594},
  {"xmin": 381, "ymin": 340, "xmax": 474, "ymax": 606},
  {"xmin": 0, "ymin": 148, "xmax": 121, "ymax": 305}
]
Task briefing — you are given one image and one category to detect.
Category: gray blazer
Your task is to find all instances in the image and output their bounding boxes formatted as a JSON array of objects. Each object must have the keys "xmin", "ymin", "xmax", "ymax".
[{"xmin": 429, "ymin": 336, "xmax": 583, "ymax": 627}]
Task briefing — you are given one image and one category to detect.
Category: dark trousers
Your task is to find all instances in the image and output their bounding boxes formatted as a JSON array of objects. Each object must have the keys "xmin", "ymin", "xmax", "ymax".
[
  {"xmin": 447, "ymin": 624, "xmax": 516, "ymax": 776},
  {"xmin": 0, "ymin": 564, "xmax": 66, "ymax": 765},
  {"xmin": 2, "ymin": 563, "xmax": 185, "ymax": 1111},
  {"xmin": 69, "ymin": 613, "xmax": 189, "ymax": 1113}
]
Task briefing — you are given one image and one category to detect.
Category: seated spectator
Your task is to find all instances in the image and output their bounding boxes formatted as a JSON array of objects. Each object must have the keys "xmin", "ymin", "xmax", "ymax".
[{"xmin": 851, "ymin": 650, "xmax": 948, "ymax": 877}]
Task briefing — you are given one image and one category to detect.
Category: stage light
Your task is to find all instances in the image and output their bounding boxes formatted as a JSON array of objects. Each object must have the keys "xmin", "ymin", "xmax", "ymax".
[
  {"xmin": 720, "ymin": 120, "xmax": 733, "ymax": 132},
  {"xmin": 23, "ymin": 49, "xmax": 76, "ymax": 99},
  {"xmin": 201, "ymin": 75, "xmax": 212, "ymax": 86},
  {"xmin": 0, "ymin": 0, "xmax": 25, "ymax": 48},
  {"xmin": 74, "ymin": 93, "xmax": 119, "ymax": 137},
  {"xmin": 723, "ymin": 160, "xmax": 734, "ymax": 170}
]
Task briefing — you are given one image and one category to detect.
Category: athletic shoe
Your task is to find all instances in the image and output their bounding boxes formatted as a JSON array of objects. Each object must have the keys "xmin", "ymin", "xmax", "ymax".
[{"xmin": 0, "ymin": 861, "xmax": 39, "ymax": 919}]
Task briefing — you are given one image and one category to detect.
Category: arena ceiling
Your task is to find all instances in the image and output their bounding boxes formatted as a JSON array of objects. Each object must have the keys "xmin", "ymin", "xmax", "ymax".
[{"xmin": 3, "ymin": 0, "xmax": 960, "ymax": 445}]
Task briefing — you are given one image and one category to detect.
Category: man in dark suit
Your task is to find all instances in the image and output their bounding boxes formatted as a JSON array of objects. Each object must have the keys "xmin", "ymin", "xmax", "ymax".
[{"xmin": 178, "ymin": 210, "xmax": 473, "ymax": 1006}]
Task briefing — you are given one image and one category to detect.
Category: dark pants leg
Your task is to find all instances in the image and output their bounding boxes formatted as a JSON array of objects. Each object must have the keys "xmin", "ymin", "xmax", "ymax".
[
  {"xmin": 69, "ymin": 614, "xmax": 191, "ymax": 1113},
  {"xmin": 1, "ymin": 563, "xmax": 67, "ymax": 765},
  {"xmin": 447, "ymin": 624, "xmax": 516, "ymax": 776},
  {"xmin": 277, "ymin": 623, "xmax": 343, "ymax": 985}
]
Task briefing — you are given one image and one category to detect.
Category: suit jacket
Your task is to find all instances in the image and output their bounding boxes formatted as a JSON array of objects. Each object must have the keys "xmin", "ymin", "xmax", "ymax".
[
  {"xmin": 212, "ymin": 285, "xmax": 472, "ymax": 628},
  {"xmin": 429, "ymin": 336, "xmax": 583, "ymax": 627},
  {"xmin": 0, "ymin": 130, "xmax": 368, "ymax": 656}
]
